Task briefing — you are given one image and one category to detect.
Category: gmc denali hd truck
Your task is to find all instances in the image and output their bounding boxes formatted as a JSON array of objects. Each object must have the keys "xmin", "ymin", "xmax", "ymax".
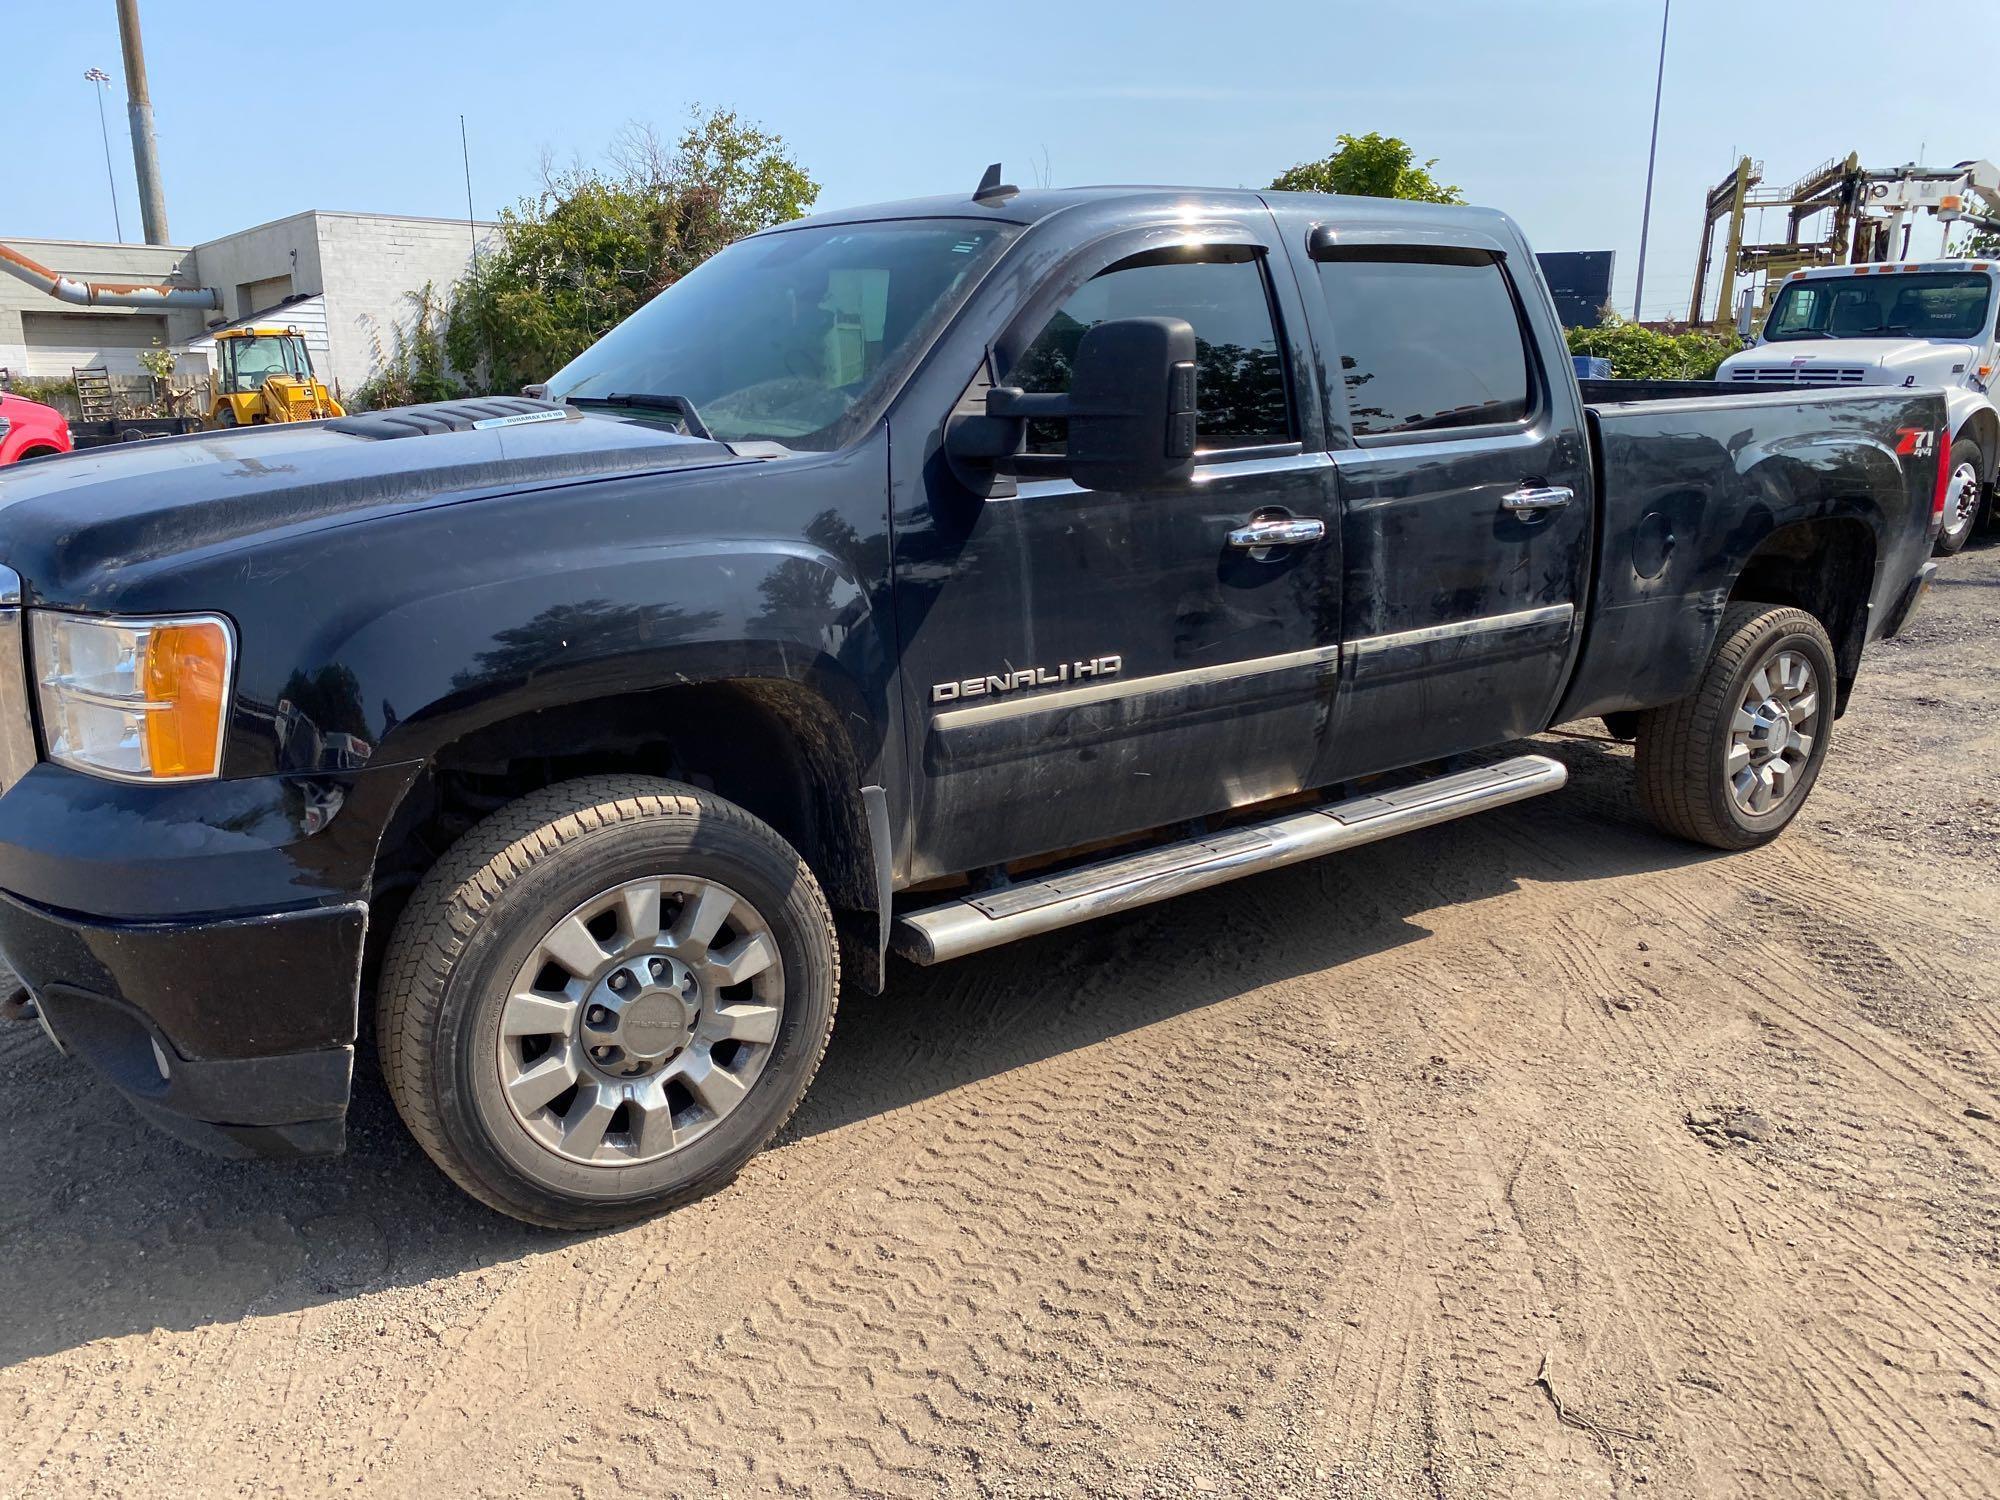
[{"xmin": 0, "ymin": 180, "xmax": 1949, "ymax": 1227}]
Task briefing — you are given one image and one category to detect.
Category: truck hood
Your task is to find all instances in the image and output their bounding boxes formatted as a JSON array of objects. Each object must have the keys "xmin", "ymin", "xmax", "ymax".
[
  {"xmin": 0, "ymin": 398, "xmax": 752, "ymax": 601},
  {"xmin": 1723, "ymin": 338, "xmax": 1981, "ymax": 385}
]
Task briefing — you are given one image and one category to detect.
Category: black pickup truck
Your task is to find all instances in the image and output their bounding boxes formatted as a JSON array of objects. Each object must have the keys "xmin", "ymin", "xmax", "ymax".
[{"xmin": 0, "ymin": 180, "xmax": 1948, "ymax": 1226}]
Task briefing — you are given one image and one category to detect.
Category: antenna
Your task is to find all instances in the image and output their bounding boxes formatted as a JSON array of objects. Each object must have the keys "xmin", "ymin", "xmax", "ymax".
[
  {"xmin": 974, "ymin": 163, "xmax": 1019, "ymax": 205},
  {"xmin": 461, "ymin": 114, "xmax": 478, "ymax": 264}
]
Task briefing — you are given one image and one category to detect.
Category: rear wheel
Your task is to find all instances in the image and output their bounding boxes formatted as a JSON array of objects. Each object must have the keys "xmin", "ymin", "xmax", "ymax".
[
  {"xmin": 377, "ymin": 775, "xmax": 839, "ymax": 1229},
  {"xmin": 1634, "ymin": 604, "xmax": 1836, "ymax": 850},
  {"xmin": 1934, "ymin": 438, "xmax": 1984, "ymax": 555}
]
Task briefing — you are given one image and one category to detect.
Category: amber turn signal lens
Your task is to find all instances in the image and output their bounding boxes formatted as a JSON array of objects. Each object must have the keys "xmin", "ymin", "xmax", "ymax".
[{"xmin": 142, "ymin": 620, "xmax": 232, "ymax": 778}]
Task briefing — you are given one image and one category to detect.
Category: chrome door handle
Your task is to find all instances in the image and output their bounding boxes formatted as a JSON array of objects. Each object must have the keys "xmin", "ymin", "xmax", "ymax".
[
  {"xmin": 1501, "ymin": 484, "xmax": 1574, "ymax": 515},
  {"xmin": 1227, "ymin": 515, "xmax": 1326, "ymax": 549}
]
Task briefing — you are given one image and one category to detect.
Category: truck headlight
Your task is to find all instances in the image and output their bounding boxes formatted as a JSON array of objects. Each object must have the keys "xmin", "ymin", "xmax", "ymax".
[{"xmin": 30, "ymin": 613, "xmax": 235, "ymax": 781}]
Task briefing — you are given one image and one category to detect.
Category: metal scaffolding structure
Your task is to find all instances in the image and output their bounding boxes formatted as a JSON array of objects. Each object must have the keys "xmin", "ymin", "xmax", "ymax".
[{"xmin": 1688, "ymin": 155, "xmax": 2000, "ymax": 327}]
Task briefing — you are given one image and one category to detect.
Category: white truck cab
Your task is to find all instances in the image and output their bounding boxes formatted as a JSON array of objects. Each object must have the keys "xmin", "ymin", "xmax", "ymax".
[{"xmin": 1717, "ymin": 260, "xmax": 1998, "ymax": 551}]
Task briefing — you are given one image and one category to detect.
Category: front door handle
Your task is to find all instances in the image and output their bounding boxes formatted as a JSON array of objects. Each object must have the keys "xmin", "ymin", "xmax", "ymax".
[
  {"xmin": 1501, "ymin": 484, "xmax": 1574, "ymax": 515},
  {"xmin": 1227, "ymin": 513, "xmax": 1327, "ymax": 550}
]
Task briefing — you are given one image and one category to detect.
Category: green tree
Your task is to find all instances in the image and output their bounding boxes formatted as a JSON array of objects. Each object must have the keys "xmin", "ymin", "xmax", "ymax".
[
  {"xmin": 1270, "ymin": 132, "xmax": 1465, "ymax": 204},
  {"xmin": 445, "ymin": 107, "xmax": 819, "ymax": 396}
]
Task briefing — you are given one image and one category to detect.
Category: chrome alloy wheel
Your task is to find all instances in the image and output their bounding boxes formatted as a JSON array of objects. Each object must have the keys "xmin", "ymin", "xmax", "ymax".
[
  {"xmin": 497, "ymin": 876, "xmax": 784, "ymax": 1167},
  {"xmin": 1945, "ymin": 460, "xmax": 1982, "ymax": 537},
  {"xmin": 1726, "ymin": 646, "xmax": 1820, "ymax": 817}
]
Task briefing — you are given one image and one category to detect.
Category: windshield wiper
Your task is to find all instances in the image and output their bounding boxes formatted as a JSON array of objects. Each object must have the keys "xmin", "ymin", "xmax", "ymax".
[
  {"xmin": 1778, "ymin": 329, "xmax": 1835, "ymax": 340},
  {"xmin": 565, "ymin": 392, "xmax": 714, "ymax": 440}
]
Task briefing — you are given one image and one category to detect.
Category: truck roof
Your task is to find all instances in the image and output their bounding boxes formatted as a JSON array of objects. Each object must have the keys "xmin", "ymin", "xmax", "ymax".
[
  {"xmin": 768, "ymin": 183, "xmax": 1516, "ymax": 238},
  {"xmin": 1787, "ymin": 258, "xmax": 1997, "ymax": 281}
]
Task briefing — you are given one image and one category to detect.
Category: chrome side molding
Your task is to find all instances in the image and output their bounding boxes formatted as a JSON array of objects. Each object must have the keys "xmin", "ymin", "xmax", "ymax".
[{"xmin": 892, "ymin": 753, "xmax": 1568, "ymax": 965}]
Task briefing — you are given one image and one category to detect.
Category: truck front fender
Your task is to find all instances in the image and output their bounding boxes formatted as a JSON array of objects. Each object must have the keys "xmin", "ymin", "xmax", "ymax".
[
  {"xmin": 284, "ymin": 537, "xmax": 887, "ymax": 776},
  {"xmin": 1946, "ymin": 389, "xmax": 1999, "ymax": 480}
]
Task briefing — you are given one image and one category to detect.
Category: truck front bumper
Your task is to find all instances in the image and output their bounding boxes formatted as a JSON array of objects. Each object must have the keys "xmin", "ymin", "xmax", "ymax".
[
  {"xmin": 0, "ymin": 892, "xmax": 365, "ymax": 1158},
  {"xmin": 0, "ymin": 761, "xmax": 413, "ymax": 1159}
]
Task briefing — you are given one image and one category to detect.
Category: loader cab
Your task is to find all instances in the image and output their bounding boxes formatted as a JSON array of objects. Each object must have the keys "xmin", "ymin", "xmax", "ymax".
[{"xmin": 218, "ymin": 329, "xmax": 313, "ymax": 394}]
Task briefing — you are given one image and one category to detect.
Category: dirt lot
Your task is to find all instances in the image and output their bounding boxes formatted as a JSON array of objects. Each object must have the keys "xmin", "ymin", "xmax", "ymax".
[{"xmin": 3, "ymin": 542, "xmax": 1998, "ymax": 1500}]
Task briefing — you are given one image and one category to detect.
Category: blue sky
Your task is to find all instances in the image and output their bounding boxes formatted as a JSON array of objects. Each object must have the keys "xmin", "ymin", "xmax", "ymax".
[{"xmin": 2, "ymin": 0, "xmax": 1992, "ymax": 321}]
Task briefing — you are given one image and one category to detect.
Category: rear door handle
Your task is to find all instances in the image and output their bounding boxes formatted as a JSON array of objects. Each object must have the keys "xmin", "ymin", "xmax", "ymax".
[
  {"xmin": 1227, "ymin": 514, "xmax": 1326, "ymax": 550},
  {"xmin": 1501, "ymin": 484, "xmax": 1574, "ymax": 515}
]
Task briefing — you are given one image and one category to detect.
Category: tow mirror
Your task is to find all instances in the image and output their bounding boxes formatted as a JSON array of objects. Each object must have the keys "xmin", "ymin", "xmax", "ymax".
[
  {"xmin": 1734, "ymin": 289, "xmax": 1756, "ymax": 340},
  {"xmin": 946, "ymin": 316, "xmax": 1198, "ymax": 493}
]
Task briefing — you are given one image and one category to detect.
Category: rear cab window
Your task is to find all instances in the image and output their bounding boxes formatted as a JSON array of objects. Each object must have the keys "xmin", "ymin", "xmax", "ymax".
[{"xmin": 1313, "ymin": 246, "xmax": 1536, "ymax": 440}]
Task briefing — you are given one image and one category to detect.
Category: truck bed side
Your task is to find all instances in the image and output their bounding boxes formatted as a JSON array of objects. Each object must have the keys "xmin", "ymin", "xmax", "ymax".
[{"xmin": 1555, "ymin": 386, "xmax": 1943, "ymax": 724}]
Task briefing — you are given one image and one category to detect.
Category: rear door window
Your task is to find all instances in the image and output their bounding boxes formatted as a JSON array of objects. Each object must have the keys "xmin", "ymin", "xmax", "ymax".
[{"xmin": 1314, "ymin": 248, "xmax": 1534, "ymax": 438}]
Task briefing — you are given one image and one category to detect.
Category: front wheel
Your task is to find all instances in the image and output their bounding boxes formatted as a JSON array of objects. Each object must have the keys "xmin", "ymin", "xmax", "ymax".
[
  {"xmin": 376, "ymin": 775, "xmax": 839, "ymax": 1229},
  {"xmin": 1634, "ymin": 604, "xmax": 1836, "ymax": 850},
  {"xmin": 1935, "ymin": 438, "xmax": 1984, "ymax": 556}
]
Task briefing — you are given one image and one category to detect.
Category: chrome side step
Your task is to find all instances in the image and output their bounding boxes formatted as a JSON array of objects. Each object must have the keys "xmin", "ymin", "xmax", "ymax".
[{"xmin": 891, "ymin": 754, "xmax": 1567, "ymax": 965}]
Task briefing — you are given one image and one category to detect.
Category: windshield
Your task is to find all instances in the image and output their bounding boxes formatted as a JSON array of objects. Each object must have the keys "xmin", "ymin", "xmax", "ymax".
[
  {"xmin": 221, "ymin": 334, "xmax": 311, "ymax": 392},
  {"xmin": 545, "ymin": 219, "xmax": 1015, "ymax": 449},
  {"xmin": 1764, "ymin": 272, "xmax": 1994, "ymax": 342}
]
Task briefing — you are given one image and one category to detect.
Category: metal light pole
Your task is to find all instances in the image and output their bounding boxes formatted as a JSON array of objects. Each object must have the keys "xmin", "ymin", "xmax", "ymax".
[
  {"xmin": 85, "ymin": 68, "xmax": 124, "ymax": 243},
  {"xmin": 115, "ymin": 0, "xmax": 172, "ymax": 244},
  {"xmin": 1632, "ymin": 0, "xmax": 1671, "ymax": 323}
]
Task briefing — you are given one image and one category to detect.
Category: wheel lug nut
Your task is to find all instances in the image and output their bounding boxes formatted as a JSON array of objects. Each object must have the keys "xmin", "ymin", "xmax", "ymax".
[
  {"xmin": 608, "ymin": 972, "xmax": 630, "ymax": 992},
  {"xmin": 649, "ymin": 958, "xmax": 666, "ymax": 980}
]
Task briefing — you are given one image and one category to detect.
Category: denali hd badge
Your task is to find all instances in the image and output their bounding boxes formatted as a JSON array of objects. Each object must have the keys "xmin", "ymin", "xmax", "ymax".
[{"xmin": 932, "ymin": 655, "xmax": 1122, "ymax": 704}]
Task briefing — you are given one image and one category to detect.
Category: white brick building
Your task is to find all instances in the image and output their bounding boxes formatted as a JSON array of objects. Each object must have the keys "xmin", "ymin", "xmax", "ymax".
[{"xmin": 1, "ymin": 210, "xmax": 498, "ymax": 400}]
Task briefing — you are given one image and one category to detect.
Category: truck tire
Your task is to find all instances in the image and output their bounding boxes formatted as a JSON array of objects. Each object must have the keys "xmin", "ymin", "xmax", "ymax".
[
  {"xmin": 1934, "ymin": 438, "xmax": 1983, "ymax": 555},
  {"xmin": 1633, "ymin": 603, "xmax": 1836, "ymax": 851},
  {"xmin": 376, "ymin": 775, "xmax": 838, "ymax": 1229}
]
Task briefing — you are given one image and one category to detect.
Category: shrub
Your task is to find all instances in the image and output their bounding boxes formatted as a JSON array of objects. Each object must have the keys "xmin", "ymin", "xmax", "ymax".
[
  {"xmin": 1565, "ymin": 316, "xmax": 1742, "ymax": 380},
  {"xmin": 6, "ymin": 376, "xmax": 79, "ymax": 413},
  {"xmin": 351, "ymin": 282, "xmax": 465, "ymax": 412}
]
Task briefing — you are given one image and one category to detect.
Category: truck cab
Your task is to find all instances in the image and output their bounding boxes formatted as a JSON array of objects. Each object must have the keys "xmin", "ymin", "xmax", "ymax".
[{"xmin": 1717, "ymin": 260, "xmax": 1999, "ymax": 549}]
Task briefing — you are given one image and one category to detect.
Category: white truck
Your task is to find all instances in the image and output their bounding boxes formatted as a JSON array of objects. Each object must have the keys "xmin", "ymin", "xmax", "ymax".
[{"xmin": 1718, "ymin": 259, "xmax": 1998, "ymax": 553}]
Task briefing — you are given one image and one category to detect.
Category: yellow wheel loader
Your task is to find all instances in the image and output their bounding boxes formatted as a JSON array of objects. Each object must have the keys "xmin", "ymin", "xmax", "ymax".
[{"xmin": 207, "ymin": 326, "xmax": 343, "ymax": 427}]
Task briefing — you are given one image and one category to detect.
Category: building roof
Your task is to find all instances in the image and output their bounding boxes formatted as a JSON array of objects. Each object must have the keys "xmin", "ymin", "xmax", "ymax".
[{"xmin": 191, "ymin": 208, "xmax": 501, "ymax": 247}]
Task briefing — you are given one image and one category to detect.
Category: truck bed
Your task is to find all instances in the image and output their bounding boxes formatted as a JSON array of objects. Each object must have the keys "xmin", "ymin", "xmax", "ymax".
[{"xmin": 1555, "ymin": 384, "xmax": 1945, "ymax": 725}]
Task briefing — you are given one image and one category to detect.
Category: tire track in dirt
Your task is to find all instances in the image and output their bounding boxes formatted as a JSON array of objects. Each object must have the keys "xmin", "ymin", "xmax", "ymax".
[{"xmin": 526, "ymin": 968, "xmax": 1373, "ymax": 1494}]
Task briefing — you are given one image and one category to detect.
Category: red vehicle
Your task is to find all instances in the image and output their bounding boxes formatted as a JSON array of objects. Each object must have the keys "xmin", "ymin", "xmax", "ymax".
[{"xmin": 0, "ymin": 392, "xmax": 72, "ymax": 465}]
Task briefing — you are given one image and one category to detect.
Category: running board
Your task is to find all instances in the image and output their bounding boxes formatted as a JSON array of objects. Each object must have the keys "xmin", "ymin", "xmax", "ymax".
[{"xmin": 891, "ymin": 754, "xmax": 1567, "ymax": 965}]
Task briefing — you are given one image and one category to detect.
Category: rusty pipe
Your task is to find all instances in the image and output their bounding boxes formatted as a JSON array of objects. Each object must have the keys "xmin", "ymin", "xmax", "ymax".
[{"xmin": 0, "ymin": 242, "xmax": 218, "ymax": 309}]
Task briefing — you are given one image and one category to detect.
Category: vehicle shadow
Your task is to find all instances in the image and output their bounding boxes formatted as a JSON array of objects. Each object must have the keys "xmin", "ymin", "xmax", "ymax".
[
  {"xmin": 791, "ymin": 729, "xmax": 1711, "ymax": 1139},
  {"xmin": 0, "ymin": 731, "xmax": 1713, "ymax": 1369}
]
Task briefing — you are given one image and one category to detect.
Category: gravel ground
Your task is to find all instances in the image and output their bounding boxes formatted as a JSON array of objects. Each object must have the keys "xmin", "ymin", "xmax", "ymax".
[{"xmin": 2, "ymin": 538, "xmax": 1997, "ymax": 1499}]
